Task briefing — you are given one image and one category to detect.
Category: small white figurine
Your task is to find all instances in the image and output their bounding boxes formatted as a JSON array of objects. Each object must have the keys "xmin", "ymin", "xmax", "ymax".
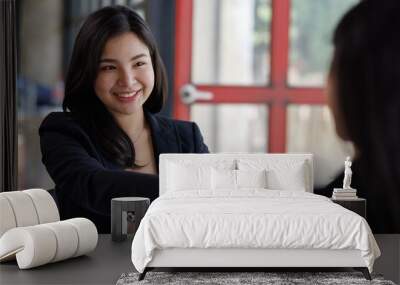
[{"xmin": 343, "ymin": 156, "xmax": 353, "ymax": 189}]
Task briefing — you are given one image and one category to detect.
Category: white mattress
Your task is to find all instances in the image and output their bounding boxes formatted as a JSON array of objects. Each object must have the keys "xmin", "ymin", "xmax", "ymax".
[{"xmin": 131, "ymin": 190, "xmax": 380, "ymax": 273}]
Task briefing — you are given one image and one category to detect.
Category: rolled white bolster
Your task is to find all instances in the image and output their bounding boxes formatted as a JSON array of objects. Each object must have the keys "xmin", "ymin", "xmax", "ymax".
[
  {"xmin": 24, "ymin": 189, "xmax": 60, "ymax": 223},
  {"xmin": 0, "ymin": 192, "xmax": 39, "ymax": 227},
  {"xmin": 0, "ymin": 196, "xmax": 17, "ymax": 237},
  {"xmin": 0, "ymin": 219, "xmax": 98, "ymax": 269},
  {"xmin": 42, "ymin": 221, "xmax": 79, "ymax": 262},
  {"xmin": 0, "ymin": 226, "xmax": 57, "ymax": 269},
  {"xmin": 65, "ymin": 218, "xmax": 98, "ymax": 257}
]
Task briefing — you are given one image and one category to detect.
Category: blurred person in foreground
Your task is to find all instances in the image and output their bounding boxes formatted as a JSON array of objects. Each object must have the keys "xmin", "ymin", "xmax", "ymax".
[{"xmin": 316, "ymin": 0, "xmax": 400, "ymax": 233}]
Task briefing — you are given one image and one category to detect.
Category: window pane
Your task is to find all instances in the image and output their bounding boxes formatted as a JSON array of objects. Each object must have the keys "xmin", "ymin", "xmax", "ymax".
[
  {"xmin": 191, "ymin": 104, "xmax": 268, "ymax": 152},
  {"xmin": 286, "ymin": 105, "xmax": 354, "ymax": 187},
  {"xmin": 288, "ymin": 0, "xmax": 358, "ymax": 87},
  {"xmin": 192, "ymin": 0, "xmax": 271, "ymax": 85}
]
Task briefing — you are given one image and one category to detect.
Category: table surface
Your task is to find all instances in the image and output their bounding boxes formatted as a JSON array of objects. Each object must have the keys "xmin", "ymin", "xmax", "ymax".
[
  {"xmin": 1, "ymin": 234, "xmax": 399, "ymax": 285},
  {"xmin": 0, "ymin": 235, "xmax": 134, "ymax": 285}
]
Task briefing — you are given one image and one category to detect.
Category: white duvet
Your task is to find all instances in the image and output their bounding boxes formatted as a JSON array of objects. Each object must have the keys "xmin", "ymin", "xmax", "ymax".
[{"xmin": 131, "ymin": 190, "xmax": 380, "ymax": 273}]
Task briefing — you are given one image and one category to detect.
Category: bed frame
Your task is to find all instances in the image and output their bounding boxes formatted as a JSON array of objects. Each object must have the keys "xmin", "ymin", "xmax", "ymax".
[
  {"xmin": 138, "ymin": 154, "xmax": 372, "ymax": 281},
  {"xmin": 139, "ymin": 248, "xmax": 371, "ymax": 280}
]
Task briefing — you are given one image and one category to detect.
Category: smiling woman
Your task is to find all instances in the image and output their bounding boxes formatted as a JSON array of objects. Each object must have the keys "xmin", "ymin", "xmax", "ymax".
[
  {"xmin": 95, "ymin": 34, "xmax": 155, "ymax": 119},
  {"xmin": 38, "ymin": 6, "xmax": 209, "ymax": 233},
  {"xmin": 94, "ymin": 32, "xmax": 157, "ymax": 173}
]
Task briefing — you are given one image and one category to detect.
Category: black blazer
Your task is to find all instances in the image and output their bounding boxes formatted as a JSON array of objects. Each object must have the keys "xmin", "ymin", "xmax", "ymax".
[{"xmin": 39, "ymin": 111, "xmax": 209, "ymax": 233}]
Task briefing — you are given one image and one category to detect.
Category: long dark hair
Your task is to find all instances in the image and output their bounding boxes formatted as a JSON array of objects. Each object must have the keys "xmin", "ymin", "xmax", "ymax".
[
  {"xmin": 331, "ymin": 0, "xmax": 400, "ymax": 232},
  {"xmin": 63, "ymin": 5, "xmax": 167, "ymax": 167}
]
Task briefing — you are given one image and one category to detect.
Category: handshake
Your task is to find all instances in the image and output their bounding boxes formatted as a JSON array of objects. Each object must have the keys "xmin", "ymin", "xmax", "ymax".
[{"xmin": 0, "ymin": 189, "xmax": 98, "ymax": 269}]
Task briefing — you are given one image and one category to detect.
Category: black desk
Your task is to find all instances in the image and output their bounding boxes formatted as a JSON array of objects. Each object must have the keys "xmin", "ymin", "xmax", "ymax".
[
  {"xmin": 0, "ymin": 235, "xmax": 133, "ymax": 285},
  {"xmin": 1, "ymin": 234, "xmax": 399, "ymax": 284}
]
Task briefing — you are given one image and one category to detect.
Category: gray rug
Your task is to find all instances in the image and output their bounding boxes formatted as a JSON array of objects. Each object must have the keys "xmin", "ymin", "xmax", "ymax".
[{"xmin": 116, "ymin": 272, "xmax": 396, "ymax": 285}]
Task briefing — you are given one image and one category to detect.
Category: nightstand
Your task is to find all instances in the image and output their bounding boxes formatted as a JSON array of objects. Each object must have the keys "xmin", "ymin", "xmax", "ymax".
[{"xmin": 331, "ymin": 198, "xmax": 366, "ymax": 219}]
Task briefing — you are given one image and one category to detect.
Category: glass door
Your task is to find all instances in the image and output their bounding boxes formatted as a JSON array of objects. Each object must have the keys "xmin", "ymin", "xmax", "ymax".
[
  {"xmin": 173, "ymin": 0, "xmax": 357, "ymax": 187},
  {"xmin": 174, "ymin": 0, "xmax": 273, "ymax": 153}
]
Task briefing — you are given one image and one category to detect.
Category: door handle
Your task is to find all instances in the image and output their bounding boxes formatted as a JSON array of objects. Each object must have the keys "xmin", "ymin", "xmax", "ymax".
[{"xmin": 179, "ymin": 84, "xmax": 213, "ymax": 105}]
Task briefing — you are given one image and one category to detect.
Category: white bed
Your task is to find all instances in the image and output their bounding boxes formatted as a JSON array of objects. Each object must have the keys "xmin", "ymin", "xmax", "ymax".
[{"xmin": 131, "ymin": 154, "xmax": 380, "ymax": 280}]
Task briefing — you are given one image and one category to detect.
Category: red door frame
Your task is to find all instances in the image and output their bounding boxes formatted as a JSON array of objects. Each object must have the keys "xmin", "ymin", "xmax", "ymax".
[{"xmin": 173, "ymin": 0, "xmax": 325, "ymax": 153}]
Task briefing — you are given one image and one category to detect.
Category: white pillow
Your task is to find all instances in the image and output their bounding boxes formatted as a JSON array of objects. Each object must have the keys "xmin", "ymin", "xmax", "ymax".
[
  {"xmin": 236, "ymin": 169, "xmax": 267, "ymax": 189},
  {"xmin": 211, "ymin": 169, "xmax": 268, "ymax": 190},
  {"xmin": 211, "ymin": 168, "xmax": 236, "ymax": 190},
  {"xmin": 266, "ymin": 162, "xmax": 306, "ymax": 191},
  {"xmin": 238, "ymin": 159, "xmax": 307, "ymax": 191},
  {"xmin": 166, "ymin": 162, "xmax": 211, "ymax": 191}
]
